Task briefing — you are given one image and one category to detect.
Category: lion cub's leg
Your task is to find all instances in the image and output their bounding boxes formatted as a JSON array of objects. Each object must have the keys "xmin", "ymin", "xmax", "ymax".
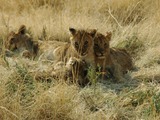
[
  {"xmin": 65, "ymin": 57, "xmax": 89, "ymax": 87},
  {"xmin": 50, "ymin": 57, "xmax": 88, "ymax": 86},
  {"xmin": 106, "ymin": 61, "xmax": 125, "ymax": 82}
]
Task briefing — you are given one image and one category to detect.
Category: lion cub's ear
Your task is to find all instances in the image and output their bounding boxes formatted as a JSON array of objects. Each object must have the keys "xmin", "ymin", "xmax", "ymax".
[
  {"xmin": 18, "ymin": 25, "xmax": 26, "ymax": 34},
  {"xmin": 69, "ymin": 27, "xmax": 77, "ymax": 36},
  {"xmin": 89, "ymin": 29, "xmax": 97, "ymax": 38},
  {"xmin": 106, "ymin": 32, "xmax": 112, "ymax": 41}
]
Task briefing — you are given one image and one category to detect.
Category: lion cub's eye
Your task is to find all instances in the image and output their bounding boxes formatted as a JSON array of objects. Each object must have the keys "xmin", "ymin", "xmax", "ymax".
[
  {"xmin": 104, "ymin": 43, "xmax": 108, "ymax": 48},
  {"xmin": 94, "ymin": 44, "xmax": 99, "ymax": 48},
  {"xmin": 75, "ymin": 42, "xmax": 79, "ymax": 48}
]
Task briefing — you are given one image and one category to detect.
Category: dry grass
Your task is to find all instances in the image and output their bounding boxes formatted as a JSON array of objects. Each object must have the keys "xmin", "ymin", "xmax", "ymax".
[{"xmin": 0, "ymin": 0, "xmax": 160, "ymax": 119}]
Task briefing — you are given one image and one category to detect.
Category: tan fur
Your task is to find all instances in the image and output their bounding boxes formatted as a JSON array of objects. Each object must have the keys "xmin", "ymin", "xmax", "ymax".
[
  {"xmin": 94, "ymin": 32, "xmax": 133, "ymax": 81},
  {"xmin": 39, "ymin": 28, "xmax": 97, "ymax": 66},
  {"xmin": 94, "ymin": 32, "xmax": 113, "ymax": 72},
  {"xmin": 38, "ymin": 40, "xmax": 69, "ymax": 61},
  {"xmin": 68, "ymin": 28, "xmax": 96, "ymax": 67},
  {"xmin": 5, "ymin": 25, "xmax": 38, "ymax": 58},
  {"xmin": 110, "ymin": 48, "xmax": 133, "ymax": 73}
]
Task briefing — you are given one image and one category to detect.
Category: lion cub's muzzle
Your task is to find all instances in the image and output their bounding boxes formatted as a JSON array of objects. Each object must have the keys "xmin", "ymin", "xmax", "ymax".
[{"xmin": 95, "ymin": 51, "xmax": 105, "ymax": 59}]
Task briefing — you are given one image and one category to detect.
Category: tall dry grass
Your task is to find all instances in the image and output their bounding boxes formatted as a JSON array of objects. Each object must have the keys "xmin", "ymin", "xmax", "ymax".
[{"xmin": 0, "ymin": 0, "xmax": 160, "ymax": 119}]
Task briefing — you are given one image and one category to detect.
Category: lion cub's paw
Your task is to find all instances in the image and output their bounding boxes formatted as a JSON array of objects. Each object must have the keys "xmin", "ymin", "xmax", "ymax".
[{"xmin": 66, "ymin": 57, "xmax": 84, "ymax": 69}]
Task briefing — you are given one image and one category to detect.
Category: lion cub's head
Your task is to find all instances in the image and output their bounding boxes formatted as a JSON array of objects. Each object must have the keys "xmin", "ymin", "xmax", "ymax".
[
  {"xmin": 6, "ymin": 25, "xmax": 28, "ymax": 51},
  {"xmin": 5, "ymin": 25, "xmax": 38, "ymax": 58},
  {"xmin": 69, "ymin": 28, "xmax": 97, "ymax": 57},
  {"xmin": 94, "ymin": 32, "xmax": 112, "ymax": 58}
]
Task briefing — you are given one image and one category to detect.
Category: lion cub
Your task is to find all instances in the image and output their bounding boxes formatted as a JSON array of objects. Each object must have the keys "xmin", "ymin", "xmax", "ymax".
[
  {"xmin": 94, "ymin": 32, "xmax": 133, "ymax": 81},
  {"xmin": 5, "ymin": 25, "xmax": 38, "ymax": 58}
]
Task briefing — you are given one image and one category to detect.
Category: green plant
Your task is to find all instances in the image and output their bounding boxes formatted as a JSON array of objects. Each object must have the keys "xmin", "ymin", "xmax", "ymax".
[
  {"xmin": 87, "ymin": 66, "xmax": 101, "ymax": 94},
  {"xmin": 152, "ymin": 92, "xmax": 160, "ymax": 113}
]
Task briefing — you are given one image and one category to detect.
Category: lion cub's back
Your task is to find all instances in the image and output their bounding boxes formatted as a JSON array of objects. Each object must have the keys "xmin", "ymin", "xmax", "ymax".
[
  {"xmin": 110, "ymin": 48, "xmax": 133, "ymax": 73},
  {"xmin": 38, "ymin": 40, "xmax": 70, "ymax": 61}
]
